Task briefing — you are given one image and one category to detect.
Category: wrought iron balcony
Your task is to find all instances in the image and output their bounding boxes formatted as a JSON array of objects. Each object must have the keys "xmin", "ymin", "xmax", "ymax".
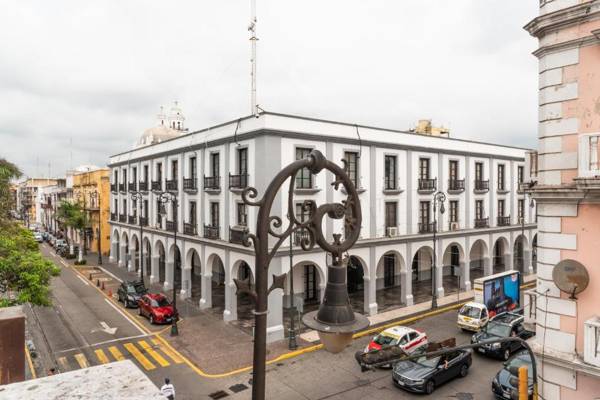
[
  {"xmin": 128, "ymin": 182, "xmax": 137, "ymax": 192},
  {"xmin": 229, "ymin": 173, "xmax": 249, "ymax": 189},
  {"xmin": 204, "ymin": 224, "xmax": 220, "ymax": 240},
  {"xmin": 229, "ymin": 226, "xmax": 248, "ymax": 245},
  {"xmin": 138, "ymin": 181, "xmax": 148, "ymax": 192},
  {"xmin": 140, "ymin": 217, "xmax": 148, "ymax": 227},
  {"xmin": 418, "ymin": 178, "xmax": 437, "ymax": 192},
  {"xmin": 166, "ymin": 179, "xmax": 178, "ymax": 191},
  {"xmin": 474, "ymin": 217, "xmax": 489, "ymax": 228},
  {"xmin": 110, "ymin": 184, "xmax": 117, "ymax": 193},
  {"xmin": 151, "ymin": 180, "xmax": 162, "ymax": 191},
  {"xmin": 118, "ymin": 183, "xmax": 126, "ymax": 193},
  {"xmin": 448, "ymin": 179, "xmax": 465, "ymax": 192},
  {"xmin": 474, "ymin": 180, "xmax": 489, "ymax": 192},
  {"xmin": 418, "ymin": 222, "xmax": 436, "ymax": 233},
  {"xmin": 294, "ymin": 229, "xmax": 311, "ymax": 246},
  {"xmin": 183, "ymin": 222, "xmax": 197, "ymax": 236},
  {"xmin": 204, "ymin": 176, "xmax": 220, "ymax": 190},
  {"xmin": 119, "ymin": 214, "xmax": 126, "ymax": 222},
  {"xmin": 110, "ymin": 212, "xmax": 117, "ymax": 221},
  {"xmin": 166, "ymin": 220, "xmax": 177, "ymax": 232},
  {"xmin": 128, "ymin": 215, "xmax": 136, "ymax": 224},
  {"xmin": 183, "ymin": 178, "xmax": 197, "ymax": 192},
  {"xmin": 497, "ymin": 216, "xmax": 511, "ymax": 226}
]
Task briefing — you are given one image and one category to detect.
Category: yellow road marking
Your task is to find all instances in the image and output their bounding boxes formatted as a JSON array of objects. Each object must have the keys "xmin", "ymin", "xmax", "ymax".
[
  {"xmin": 138, "ymin": 340, "xmax": 170, "ymax": 367},
  {"xmin": 124, "ymin": 343, "xmax": 155, "ymax": 370},
  {"xmin": 151, "ymin": 338, "xmax": 183, "ymax": 364},
  {"xmin": 108, "ymin": 346, "xmax": 125, "ymax": 361},
  {"xmin": 57, "ymin": 356, "xmax": 70, "ymax": 372},
  {"xmin": 94, "ymin": 349, "xmax": 110, "ymax": 364},
  {"xmin": 74, "ymin": 353, "xmax": 89, "ymax": 369},
  {"xmin": 25, "ymin": 345, "xmax": 36, "ymax": 379}
]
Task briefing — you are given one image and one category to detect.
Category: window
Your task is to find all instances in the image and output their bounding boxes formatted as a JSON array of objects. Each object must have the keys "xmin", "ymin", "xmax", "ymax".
[
  {"xmin": 449, "ymin": 200, "xmax": 458, "ymax": 223},
  {"xmin": 190, "ymin": 157, "xmax": 197, "ymax": 180},
  {"xmin": 237, "ymin": 148, "xmax": 248, "ymax": 175},
  {"xmin": 189, "ymin": 201, "xmax": 196, "ymax": 225},
  {"xmin": 143, "ymin": 200, "xmax": 148, "ymax": 218},
  {"xmin": 304, "ymin": 264, "xmax": 317, "ymax": 301},
  {"xmin": 498, "ymin": 199, "xmax": 505, "ymax": 217},
  {"xmin": 344, "ymin": 151, "xmax": 359, "ymax": 187},
  {"xmin": 122, "ymin": 199, "xmax": 127, "ymax": 215},
  {"xmin": 385, "ymin": 202, "xmax": 397, "ymax": 229},
  {"xmin": 449, "ymin": 160, "xmax": 458, "ymax": 181},
  {"xmin": 475, "ymin": 200, "xmax": 484, "ymax": 219},
  {"xmin": 156, "ymin": 162, "xmax": 162, "ymax": 182},
  {"xmin": 475, "ymin": 162, "xmax": 483, "ymax": 181},
  {"xmin": 171, "ymin": 201, "xmax": 177, "ymax": 222},
  {"xmin": 518, "ymin": 166, "xmax": 524, "ymax": 184},
  {"xmin": 123, "ymin": 169, "xmax": 127, "ymax": 186},
  {"xmin": 419, "ymin": 201, "xmax": 430, "ymax": 225},
  {"xmin": 237, "ymin": 203, "xmax": 247, "ymax": 226},
  {"xmin": 384, "ymin": 155, "xmax": 397, "ymax": 190},
  {"xmin": 210, "ymin": 153, "xmax": 219, "ymax": 177},
  {"xmin": 518, "ymin": 199, "xmax": 525, "ymax": 219},
  {"xmin": 156, "ymin": 199, "xmax": 162, "ymax": 224},
  {"xmin": 114, "ymin": 170, "xmax": 118, "ymax": 185},
  {"xmin": 210, "ymin": 202, "xmax": 219, "ymax": 227},
  {"xmin": 296, "ymin": 203, "xmax": 312, "ymax": 223},
  {"xmin": 498, "ymin": 164, "xmax": 505, "ymax": 190},
  {"xmin": 419, "ymin": 158, "xmax": 430, "ymax": 180},
  {"xmin": 132, "ymin": 199, "xmax": 137, "ymax": 218},
  {"xmin": 143, "ymin": 165, "xmax": 149, "ymax": 182},
  {"xmin": 132, "ymin": 167, "xmax": 137, "ymax": 184},
  {"xmin": 295, "ymin": 148, "xmax": 313, "ymax": 189},
  {"xmin": 171, "ymin": 160, "xmax": 178, "ymax": 180},
  {"xmin": 114, "ymin": 199, "xmax": 118, "ymax": 214}
]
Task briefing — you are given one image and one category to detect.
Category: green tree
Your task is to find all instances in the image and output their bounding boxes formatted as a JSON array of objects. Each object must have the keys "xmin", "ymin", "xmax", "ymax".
[
  {"xmin": 57, "ymin": 200, "xmax": 89, "ymax": 262},
  {"xmin": 0, "ymin": 158, "xmax": 21, "ymax": 221}
]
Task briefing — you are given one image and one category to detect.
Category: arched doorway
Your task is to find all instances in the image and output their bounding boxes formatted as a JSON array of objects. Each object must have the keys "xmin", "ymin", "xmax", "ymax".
[
  {"xmin": 235, "ymin": 261, "xmax": 254, "ymax": 325},
  {"xmin": 170, "ymin": 245, "xmax": 182, "ymax": 287},
  {"xmin": 513, "ymin": 235, "xmax": 529, "ymax": 274},
  {"xmin": 142, "ymin": 237, "xmax": 151, "ymax": 278},
  {"xmin": 208, "ymin": 254, "xmax": 226, "ymax": 314},
  {"xmin": 347, "ymin": 256, "xmax": 366, "ymax": 313},
  {"xmin": 186, "ymin": 249, "xmax": 202, "ymax": 301},
  {"xmin": 469, "ymin": 239, "xmax": 489, "ymax": 286},
  {"xmin": 155, "ymin": 241, "xmax": 166, "ymax": 284},
  {"xmin": 412, "ymin": 246, "xmax": 434, "ymax": 304},
  {"xmin": 442, "ymin": 243, "xmax": 464, "ymax": 295},
  {"xmin": 492, "ymin": 237, "xmax": 509, "ymax": 274},
  {"xmin": 112, "ymin": 230, "xmax": 120, "ymax": 262},
  {"xmin": 132, "ymin": 235, "xmax": 140, "ymax": 272},
  {"xmin": 375, "ymin": 252, "xmax": 405, "ymax": 312},
  {"xmin": 531, "ymin": 234, "xmax": 537, "ymax": 273},
  {"xmin": 283, "ymin": 261, "xmax": 324, "ymax": 335}
]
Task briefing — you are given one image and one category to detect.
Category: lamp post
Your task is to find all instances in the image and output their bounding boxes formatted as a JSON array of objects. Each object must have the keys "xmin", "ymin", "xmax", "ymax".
[
  {"xmin": 287, "ymin": 233, "xmax": 297, "ymax": 350},
  {"xmin": 157, "ymin": 191, "xmax": 179, "ymax": 336},
  {"xmin": 431, "ymin": 191, "xmax": 446, "ymax": 309},
  {"xmin": 75, "ymin": 191, "xmax": 87, "ymax": 262},
  {"xmin": 235, "ymin": 150, "xmax": 369, "ymax": 400},
  {"xmin": 88, "ymin": 190, "xmax": 102, "ymax": 265},
  {"xmin": 130, "ymin": 191, "xmax": 145, "ymax": 286}
]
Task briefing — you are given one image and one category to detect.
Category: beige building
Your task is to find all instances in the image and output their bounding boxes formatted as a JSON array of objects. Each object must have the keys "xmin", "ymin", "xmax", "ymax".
[{"xmin": 16, "ymin": 178, "xmax": 58, "ymax": 225}]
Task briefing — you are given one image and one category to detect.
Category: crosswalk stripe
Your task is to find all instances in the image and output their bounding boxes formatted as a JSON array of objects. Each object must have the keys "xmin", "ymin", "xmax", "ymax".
[
  {"xmin": 124, "ymin": 343, "xmax": 156, "ymax": 370},
  {"xmin": 108, "ymin": 346, "xmax": 125, "ymax": 361},
  {"xmin": 57, "ymin": 356, "xmax": 70, "ymax": 372},
  {"xmin": 138, "ymin": 340, "xmax": 170, "ymax": 367},
  {"xmin": 74, "ymin": 353, "xmax": 89, "ymax": 369},
  {"xmin": 151, "ymin": 338, "xmax": 184, "ymax": 364},
  {"xmin": 95, "ymin": 349, "xmax": 110, "ymax": 364}
]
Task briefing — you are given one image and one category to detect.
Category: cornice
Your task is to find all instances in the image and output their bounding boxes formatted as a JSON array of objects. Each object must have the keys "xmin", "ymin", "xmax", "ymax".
[
  {"xmin": 532, "ymin": 33, "xmax": 600, "ymax": 58},
  {"xmin": 525, "ymin": 1, "xmax": 600, "ymax": 38}
]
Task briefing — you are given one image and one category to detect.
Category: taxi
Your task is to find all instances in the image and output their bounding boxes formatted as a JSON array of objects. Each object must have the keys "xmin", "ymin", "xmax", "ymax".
[{"xmin": 365, "ymin": 326, "xmax": 428, "ymax": 354}]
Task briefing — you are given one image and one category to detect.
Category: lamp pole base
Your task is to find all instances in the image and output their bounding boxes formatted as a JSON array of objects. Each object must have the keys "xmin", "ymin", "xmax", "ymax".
[{"xmin": 170, "ymin": 322, "xmax": 179, "ymax": 336}]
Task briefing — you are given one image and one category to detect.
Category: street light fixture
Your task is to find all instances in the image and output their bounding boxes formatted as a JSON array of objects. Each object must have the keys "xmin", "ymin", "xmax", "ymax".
[
  {"xmin": 235, "ymin": 149, "xmax": 369, "ymax": 400},
  {"xmin": 157, "ymin": 191, "xmax": 179, "ymax": 337},
  {"xmin": 431, "ymin": 191, "xmax": 446, "ymax": 309},
  {"xmin": 75, "ymin": 191, "xmax": 88, "ymax": 262},
  {"xmin": 88, "ymin": 190, "xmax": 102, "ymax": 265},
  {"xmin": 130, "ymin": 191, "xmax": 145, "ymax": 286}
]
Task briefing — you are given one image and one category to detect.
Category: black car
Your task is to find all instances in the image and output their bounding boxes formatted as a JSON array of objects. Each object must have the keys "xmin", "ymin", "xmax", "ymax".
[
  {"xmin": 392, "ymin": 349, "xmax": 472, "ymax": 394},
  {"xmin": 492, "ymin": 350, "xmax": 533, "ymax": 399},
  {"xmin": 472, "ymin": 313, "xmax": 535, "ymax": 361},
  {"xmin": 117, "ymin": 281, "xmax": 147, "ymax": 308}
]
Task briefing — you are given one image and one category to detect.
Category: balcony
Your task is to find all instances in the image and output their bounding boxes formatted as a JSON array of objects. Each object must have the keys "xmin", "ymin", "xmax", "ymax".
[
  {"xmin": 110, "ymin": 184, "xmax": 117, "ymax": 193},
  {"xmin": 229, "ymin": 173, "xmax": 248, "ymax": 189},
  {"xmin": 110, "ymin": 212, "xmax": 117, "ymax": 221},
  {"xmin": 497, "ymin": 183, "xmax": 509, "ymax": 194},
  {"xmin": 418, "ymin": 178, "xmax": 437, "ymax": 193},
  {"xmin": 229, "ymin": 226, "xmax": 248, "ymax": 245},
  {"xmin": 204, "ymin": 176, "xmax": 220, "ymax": 191},
  {"xmin": 151, "ymin": 180, "xmax": 162, "ymax": 191},
  {"xmin": 183, "ymin": 222, "xmax": 197, "ymax": 236},
  {"xmin": 166, "ymin": 179, "xmax": 178, "ymax": 191},
  {"xmin": 118, "ymin": 183, "xmax": 126, "ymax": 193},
  {"xmin": 140, "ymin": 217, "xmax": 148, "ymax": 227},
  {"xmin": 474, "ymin": 217, "xmax": 489, "ymax": 228},
  {"xmin": 128, "ymin": 182, "xmax": 137, "ymax": 192},
  {"xmin": 294, "ymin": 229, "xmax": 311, "ymax": 246},
  {"xmin": 138, "ymin": 181, "xmax": 148, "ymax": 192},
  {"xmin": 497, "ymin": 216, "xmax": 511, "ymax": 227},
  {"xmin": 447, "ymin": 179, "xmax": 465, "ymax": 193},
  {"xmin": 128, "ymin": 215, "xmax": 136, "ymax": 225},
  {"xmin": 119, "ymin": 214, "xmax": 126, "ymax": 223},
  {"xmin": 474, "ymin": 180, "xmax": 489, "ymax": 193},
  {"xmin": 204, "ymin": 224, "xmax": 220, "ymax": 240},
  {"xmin": 418, "ymin": 222, "xmax": 436, "ymax": 234},
  {"xmin": 165, "ymin": 220, "xmax": 177, "ymax": 232},
  {"xmin": 183, "ymin": 178, "xmax": 198, "ymax": 192}
]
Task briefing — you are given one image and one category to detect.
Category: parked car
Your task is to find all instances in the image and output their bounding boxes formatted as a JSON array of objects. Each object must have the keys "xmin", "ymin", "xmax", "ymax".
[
  {"xmin": 33, "ymin": 232, "xmax": 43, "ymax": 242},
  {"xmin": 392, "ymin": 348, "xmax": 472, "ymax": 394},
  {"xmin": 365, "ymin": 326, "xmax": 428, "ymax": 355},
  {"xmin": 471, "ymin": 313, "xmax": 535, "ymax": 361},
  {"xmin": 117, "ymin": 281, "xmax": 147, "ymax": 308},
  {"xmin": 137, "ymin": 293, "xmax": 177, "ymax": 325},
  {"xmin": 492, "ymin": 350, "xmax": 533, "ymax": 399},
  {"xmin": 54, "ymin": 239, "xmax": 67, "ymax": 249}
]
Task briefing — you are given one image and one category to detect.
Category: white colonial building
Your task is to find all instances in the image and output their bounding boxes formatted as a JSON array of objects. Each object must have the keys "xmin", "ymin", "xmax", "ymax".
[{"xmin": 108, "ymin": 109, "xmax": 537, "ymax": 342}]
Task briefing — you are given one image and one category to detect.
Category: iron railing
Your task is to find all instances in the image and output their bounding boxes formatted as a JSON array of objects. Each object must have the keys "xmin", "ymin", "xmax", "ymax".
[
  {"xmin": 166, "ymin": 179, "xmax": 178, "ymax": 191},
  {"xmin": 128, "ymin": 182, "xmax": 137, "ymax": 192},
  {"xmin": 140, "ymin": 217, "xmax": 148, "ymax": 227},
  {"xmin": 229, "ymin": 226, "xmax": 248, "ymax": 244},
  {"xmin": 110, "ymin": 212, "xmax": 117, "ymax": 221},
  {"xmin": 204, "ymin": 224, "xmax": 220, "ymax": 239},
  {"xmin": 151, "ymin": 180, "xmax": 162, "ymax": 191},
  {"xmin": 110, "ymin": 184, "xmax": 117, "ymax": 193},
  {"xmin": 474, "ymin": 180, "xmax": 489, "ymax": 191},
  {"xmin": 183, "ymin": 178, "xmax": 197, "ymax": 191},
  {"xmin": 119, "ymin": 214, "xmax": 126, "ymax": 222},
  {"xmin": 418, "ymin": 222, "xmax": 436, "ymax": 233},
  {"xmin": 138, "ymin": 181, "xmax": 148, "ymax": 192},
  {"xmin": 128, "ymin": 215, "xmax": 136, "ymax": 224},
  {"xmin": 166, "ymin": 220, "xmax": 177, "ymax": 232},
  {"xmin": 418, "ymin": 178, "xmax": 436, "ymax": 191},
  {"xmin": 184, "ymin": 222, "xmax": 197, "ymax": 236},
  {"xmin": 474, "ymin": 217, "xmax": 489, "ymax": 228},
  {"xmin": 118, "ymin": 183, "xmax": 126, "ymax": 193},
  {"xmin": 497, "ymin": 216, "xmax": 511, "ymax": 226},
  {"xmin": 229, "ymin": 173, "xmax": 248, "ymax": 189},
  {"xmin": 448, "ymin": 179, "xmax": 465, "ymax": 191},
  {"xmin": 204, "ymin": 176, "xmax": 220, "ymax": 190}
]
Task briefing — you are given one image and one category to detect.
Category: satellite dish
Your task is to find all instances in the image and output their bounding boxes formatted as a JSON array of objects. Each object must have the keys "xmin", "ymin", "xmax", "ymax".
[{"xmin": 552, "ymin": 259, "xmax": 590, "ymax": 299}]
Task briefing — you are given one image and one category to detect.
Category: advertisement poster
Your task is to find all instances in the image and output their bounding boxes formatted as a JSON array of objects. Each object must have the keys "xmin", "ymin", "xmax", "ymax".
[{"xmin": 484, "ymin": 273, "xmax": 520, "ymax": 316}]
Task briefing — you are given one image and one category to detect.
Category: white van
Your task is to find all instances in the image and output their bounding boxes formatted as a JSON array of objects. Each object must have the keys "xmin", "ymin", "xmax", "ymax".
[{"xmin": 457, "ymin": 302, "xmax": 489, "ymax": 332}]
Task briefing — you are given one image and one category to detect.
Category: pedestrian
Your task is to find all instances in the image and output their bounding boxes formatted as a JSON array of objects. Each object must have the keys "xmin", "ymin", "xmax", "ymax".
[{"xmin": 160, "ymin": 378, "xmax": 175, "ymax": 400}]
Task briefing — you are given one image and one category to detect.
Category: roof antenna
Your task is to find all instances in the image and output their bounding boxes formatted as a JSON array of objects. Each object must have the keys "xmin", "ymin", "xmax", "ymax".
[
  {"xmin": 355, "ymin": 125, "xmax": 362, "ymax": 159},
  {"xmin": 249, "ymin": 0, "xmax": 259, "ymax": 118}
]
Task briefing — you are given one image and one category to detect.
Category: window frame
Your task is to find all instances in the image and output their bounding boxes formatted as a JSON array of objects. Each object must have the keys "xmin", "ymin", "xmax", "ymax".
[
  {"xmin": 295, "ymin": 147, "xmax": 313, "ymax": 189},
  {"xmin": 384, "ymin": 155, "xmax": 397, "ymax": 190}
]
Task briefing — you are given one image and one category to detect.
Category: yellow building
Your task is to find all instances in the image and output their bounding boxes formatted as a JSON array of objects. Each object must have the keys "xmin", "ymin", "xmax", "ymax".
[
  {"xmin": 411, "ymin": 119, "xmax": 450, "ymax": 137},
  {"xmin": 72, "ymin": 168, "xmax": 110, "ymax": 257}
]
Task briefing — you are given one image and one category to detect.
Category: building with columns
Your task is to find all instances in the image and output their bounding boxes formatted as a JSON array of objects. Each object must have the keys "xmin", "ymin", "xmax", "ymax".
[
  {"xmin": 108, "ymin": 109, "xmax": 536, "ymax": 342},
  {"xmin": 525, "ymin": 0, "xmax": 600, "ymax": 398}
]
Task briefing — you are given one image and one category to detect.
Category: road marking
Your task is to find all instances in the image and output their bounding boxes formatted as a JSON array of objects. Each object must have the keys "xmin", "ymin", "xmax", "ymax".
[
  {"xmin": 57, "ymin": 356, "xmax": 70, "ymax": 372},
  {"xmin": 74, "ymin": 353, "xmax": 89, "ymax": 369},
  {"xmin": 124, "ymin": 343, "xmax": 155, "ymax": 370},
  {"xmin": 138, "ymin": 340, "xmax": 170, "ymax": 367},
  {"xmin": 108, "ymin": 346, "xmax": 125, "ymax": 361},
  {"xmin": 151, "ymin": 338, "xmax": 183, "ymax": 364},
  {"xmin": 94, "ymin": 349, "xmax": 110, "ymax": 364},
  {"xmin": 104, "ymin": 298, "xmax": 146, "ymax": 335},
  {"xmin": 90, "ymin": 334, "xmax": 148, "ymax": 348},
  {"xmin": 25, "ymin": 345, "xmax": 37, "ymax": 379},
  {"xmin": 98, "ymin": 266, "xmax": 123, "ymax": 283},
  {"xmin": 76, "ymin": 275, "xmax": 90, "ymax": 286}
]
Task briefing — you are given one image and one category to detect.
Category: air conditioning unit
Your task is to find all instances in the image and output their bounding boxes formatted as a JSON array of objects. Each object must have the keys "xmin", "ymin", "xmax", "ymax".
[
  {"xmin": 450, "ymin": 222, "xmax": 459, "ymax": 231},
  {"xmin": 386, "ymin": 226, "xmax": 398, "ymax": 237}
]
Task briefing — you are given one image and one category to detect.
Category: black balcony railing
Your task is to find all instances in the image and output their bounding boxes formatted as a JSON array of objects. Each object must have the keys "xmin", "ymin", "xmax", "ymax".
[
  {"xmin": 204, "ymin": 224, "xmax": 220, "ymax": 240},
  {"xmin": 474, "ymin": 217, "xmax": 489, "ymax": 228},
  {"xmin": 184, "ymin": 222, "xmax": 197, "ymax": 236},
  {"xmin": 128, "ymin": 215, "xmax": 136, "ymax": 224},
  {"xmin": 110, "ymin": 184, "xmax": 117, "ymax": 193},
  {"xmin": 497, "ymin": 216, "xmax": 511, "ymax": 226},
  {"xmin": 474, "ymin": 180, "xmax": 489, "ymax": 192},
  {"xmin": 138, "ymin": 181, "xmax": 148, "ymax": 192},
  {"xmin": 110, "ymin": 212, "xmax": 117, "ymax": 221},
  {"xmin": 294, "ymin": 229, "xmax": 311, "ymax": 246},
  {"xmin": 229, "ymin": 226, "xmax": 248, "ymax": 244},
  {"xmin": 119, "ymin": 214, "xmax": 126, "ymax": 222},
  {"xmin": 166, "ymin": 179, "xmax": 178, "ymax": 191},
  {"xmin": 448, "ymin": 179, "xmax": 465, "ymax": 191},
  {"xmin": 204, "ymin": 176, "xmax": 220, "ymax": 190},
  {"xmin": 166, "ymin": 220, "xmax": 177, "ymax": 232},
  {"xmin": 418, "ymin": 222, "xmax": 436, "ymax": 233},
  {"xmin": 418, "ymin": 178, "xmax": 437, "ymax": 191},
  {"xmin": 229, "ymin": 173, "xmax": 249, "ymax": 189},
  {"xmin": 118, "ymin": 183, "xmax": 126, "ymax": 193},
  {"xmin": 183, "ymin": 178, "xmax": 197, "ymax": 191},
  {"xmin": 128, "ymin": 182, "xmax": 137, "ymax": 192},
  {"xmin": 140, "ymin": 217, "xmax": 148, "ymax": 227},
  {"xmin": 384, "ymin": 177, "xmax": 397, "ymax": 191},
  {"xmin": 151, "ymin": 180, "xmax": 162, "ymax": 191}
]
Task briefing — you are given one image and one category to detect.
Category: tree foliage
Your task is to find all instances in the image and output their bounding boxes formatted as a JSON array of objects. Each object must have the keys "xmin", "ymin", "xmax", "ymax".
[
  {"xmin": 0, "ymin": 158, "xmax": 21, "ymax": 220},
  {"xmin": 57, "ymin": 200, "xmax": 89, "ymax": 231}
]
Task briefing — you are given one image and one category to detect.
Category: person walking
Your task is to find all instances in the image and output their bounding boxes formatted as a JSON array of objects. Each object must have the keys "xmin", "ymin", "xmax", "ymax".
[{"xmin": 160, "ymin": 378, "xmax": 175, "ymax": 400}]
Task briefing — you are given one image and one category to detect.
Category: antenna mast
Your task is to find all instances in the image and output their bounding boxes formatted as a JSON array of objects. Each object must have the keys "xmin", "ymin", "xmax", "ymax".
[{"xmin": 249, "ymin": 0, "xmax": 258, "ymax": 117}]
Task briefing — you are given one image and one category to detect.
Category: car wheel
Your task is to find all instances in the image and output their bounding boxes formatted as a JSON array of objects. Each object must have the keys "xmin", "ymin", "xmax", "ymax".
[
  {"xmin": 503, "ymin": 349, "xmax": 511, "ymax": 361},
  {"xmin": 149, "ymin": 315, "xmax": 155, "ymax": 325},
  {"xmin": 425, "ymin": 380, "xmax": 435, "ymax": 395},
  {"xmin": 459, "ymin": 364, "xmax": 469, "ymax": 378}
]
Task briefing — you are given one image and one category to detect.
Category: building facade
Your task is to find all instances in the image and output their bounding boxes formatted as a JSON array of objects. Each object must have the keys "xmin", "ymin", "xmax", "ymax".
[
  {"xmin": 16, "ymin": 178, "xmax": 58, "ymax": 226},
  {"xmin": 525, "ymin": 1, "xmax": 600, "ymax": 398},
  {"xmin": 108, "ymin": 112, "xmax": 536, "ymax": 342}
]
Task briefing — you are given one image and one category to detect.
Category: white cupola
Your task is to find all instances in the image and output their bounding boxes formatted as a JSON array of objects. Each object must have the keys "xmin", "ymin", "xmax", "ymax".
[{"xmin": 167, "ymin": 101, "xmax": 186, "ymax": 132}]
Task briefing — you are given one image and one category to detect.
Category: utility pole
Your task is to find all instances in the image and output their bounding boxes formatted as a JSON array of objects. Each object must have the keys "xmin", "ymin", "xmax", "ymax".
[{"xmin": 249, "ymin": 0, "xmax": 258, "ymax": 117}]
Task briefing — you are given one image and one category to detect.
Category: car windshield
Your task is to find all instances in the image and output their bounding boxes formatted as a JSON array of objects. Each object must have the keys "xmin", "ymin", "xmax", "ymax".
[
  {"xmin": 150, "ymin": 297, "xmax": 170, "ymax": 307},
  {"xmin": 485, "ymin": 322, "xmax": 512, "ymax": 337},
  {"xmin": 460, "ymin": 306, "xmax": 481, "ymax": 318},
  {"xmin": 506, "ymin": 354, "xmax": 533, "ymax": 379},
  {"xmin": 127, "ymin": 284, "xmax": 145, "ymax": 294},
  {"xmin": 373, "ymin": 334, "xmax": 397, "ymax": 346},
  {"xmin": 416, "ymin": 355, "xmax": 440, "ymax": 368}
]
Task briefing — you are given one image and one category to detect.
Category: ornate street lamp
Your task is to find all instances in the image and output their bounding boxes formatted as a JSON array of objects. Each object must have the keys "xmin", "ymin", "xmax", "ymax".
[
  {"xmin": 431, "ymin": 191, "xmax": 446, "ymax": 309},
  {"xmin": 130, "ymin": 191, "xmax": 145, "ymax": 286},
  {"xmin": 88, "ymin": 190, "xmax": 102, "ymax": 265},
  {"xmin": 287, "ymin": 233, "xmax": 297, "ymax": 350},
  {"xmin": 235, "ymin": 149, "xmax": 369, "ymax": 400},
  {"xmin": 157, "ymin": 191, "xmax": 179, "ymax": 336},
  {"xmin": 75, "ymin": 191, "xmax": 88, "ymax": 261}
]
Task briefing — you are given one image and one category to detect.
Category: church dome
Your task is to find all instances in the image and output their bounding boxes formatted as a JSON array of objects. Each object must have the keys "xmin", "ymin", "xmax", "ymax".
[{"xmin": 136, "ymin": 125, "xmax": 182, "ymax": 148}]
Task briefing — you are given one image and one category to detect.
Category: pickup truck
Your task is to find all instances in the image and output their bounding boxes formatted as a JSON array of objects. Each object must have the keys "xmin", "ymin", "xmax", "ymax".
[{"xmin": 471, "ymin": 313, "xmax": 535, "ymax": 361}]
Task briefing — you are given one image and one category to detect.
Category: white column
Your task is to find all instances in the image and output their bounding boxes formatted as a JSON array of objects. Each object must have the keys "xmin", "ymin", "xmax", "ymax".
[
  {"xmin": 150, "ymin": 256, "xmax": 159, "ymax": 284},
  {"xmin": 118, "ymin": 245, "xmax": 127, "ymax": 268},
  {"xmin": 364, "ymin": 276, "xmax": 377, "ymax": 316},
  {"xmin": 461, "ymin": 260, "xmax": 471, "ymax": 291},
  {"xmin": 127, "ymin": 247, "xmax": 135, "ymax": 272},
  {"xmin": 223, "ymin": 281, "xmax": 237, "ymax": 322},
  {"xmin": 590, "ymin": 135, "xmax": 599, "ymax": 171},
  {"xmin": 180, "ymin": 267, "xmax": 192, "ymax": 299},
  {"xmin": 403, "ymin": 266, "xmax": 414, "ymax": 306},
  {"xmin": 109, "ymin": 241, "xmax": 118, "ymax": 263},
  {"xmin": 164, "ymin": 262, "xmax": 173, "ymax": 290},
  {"xmin": 266, "ymin": 258, "xmax": 284, "ymax": 343},
  {"xmin": 199, "ymin": 272, "xmax": 212, "ymax": 309}
]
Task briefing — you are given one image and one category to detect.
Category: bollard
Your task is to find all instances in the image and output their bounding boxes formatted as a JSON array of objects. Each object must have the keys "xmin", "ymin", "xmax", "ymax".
[
  {"xmin": 88, "ymin": 273, "xmax": 92, "ymax": 280},
  {"xmin": 96, "ymin": 279, "xmax": 100, "ymax": 287},
  {"xmin": 101, "ymin": 281, "xmax": 105, "ymax": 290},
  {"xmin": 108, "ymin": 289, "xmax": 112, "ymax": 298},
  {"xmin": 518, "ymin": 366, "xmax": 528, "ymax": 400}
]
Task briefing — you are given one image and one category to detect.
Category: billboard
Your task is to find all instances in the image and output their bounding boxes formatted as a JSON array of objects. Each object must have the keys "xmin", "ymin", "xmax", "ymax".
[{"xmin": 484, "ymin": 272, "xmax": 520, "ymax": 317}]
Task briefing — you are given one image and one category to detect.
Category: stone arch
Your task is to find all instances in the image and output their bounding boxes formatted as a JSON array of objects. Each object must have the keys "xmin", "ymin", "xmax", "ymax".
[
  {"xmin": 285, "ymin": 260, "xmax": 326, "ymax": 313},
  {"xmin": 130, "ymin": 234, "xmax": 140, "ymax": 271},
  {"xmin": 185, "ymin": 248, "xmax": 202, "ymax": 300},
  {"xmin": 112, "ymin": 229, "xmax": 121, "ymax": 262},
  {"xmin": 513, "ymin": 234, "xmax": 530, "ymax": 274},
  {"xmin": 231, "ymin": 260, "xmax": 255, "ymax": 324},
  {"xmin": 207, "ymin": 253, "xmax": 226, "ymax": 313},
  {"xmin": 346, "ymin": 255, "xmax": 368, "ymax": 314},
  {"xmin": 441, "ymin": 242, "xmax": 465, "ymax": 294},
  {"xmin": 154, "ymin": 240, "xmax": 166, "ymax": 283},
  {"xmin": 168, "ymin": 243, "xmax": 182, "ymax": 287},
  {"xmin": 112, "ymin": 228, "xmax": 120, "ymax": 243},
  {"xmin": 411, "ymin": 245, "xmax": 434, "ymax": 304},
  {"xmin": 492, "ymin": 236, "xmax": 510, "ymax": 274},
  {"xmin": 142, "ymin": 237, "xmax": 151, "ymax": 278},
  {"xmin": 375, "ymin": 251, "xmax": 406, "ymax": 310},
  {"xmin": 469, "ymin": 239, "xmax": 489, "ymax": 284}
]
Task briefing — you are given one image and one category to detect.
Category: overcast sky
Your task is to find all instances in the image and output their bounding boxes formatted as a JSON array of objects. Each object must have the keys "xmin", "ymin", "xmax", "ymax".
[{"xmin": 0, "ymin": 1, "xmax": 539, "ymax": 178}]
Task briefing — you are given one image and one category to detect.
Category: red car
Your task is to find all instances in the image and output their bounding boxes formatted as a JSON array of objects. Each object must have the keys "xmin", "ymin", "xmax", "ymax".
[{"xmin": 137, "ymin": 293, "xmax": 177, "ymax": 325}]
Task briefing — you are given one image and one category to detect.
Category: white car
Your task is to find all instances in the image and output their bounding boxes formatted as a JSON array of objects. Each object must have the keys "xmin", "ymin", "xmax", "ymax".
[
  {"xmin": 365, "ymin": 326, "xmax": 428, "ymax": 354},
  {"xmin": 33, "ymin": 233, "xmax": 43, "ymax": 242}
]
